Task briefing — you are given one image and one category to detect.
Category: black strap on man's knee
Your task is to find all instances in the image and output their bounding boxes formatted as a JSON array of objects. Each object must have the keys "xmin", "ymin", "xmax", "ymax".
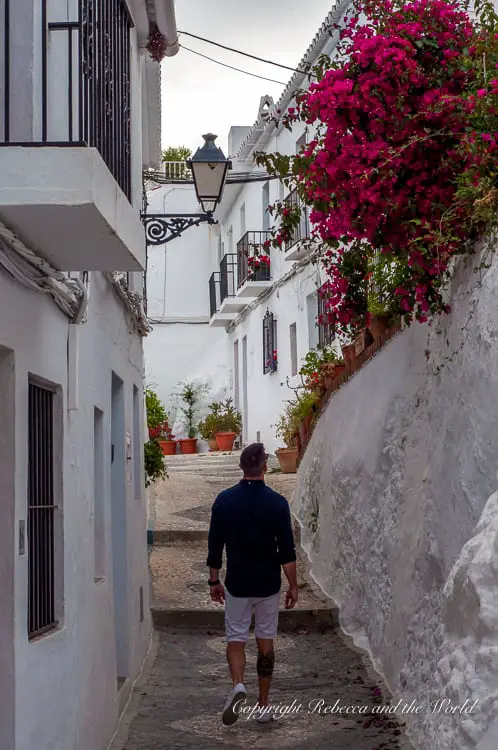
[{"xmin": 257, "ymin": 651, "xmax": 275, "ymax": 677}]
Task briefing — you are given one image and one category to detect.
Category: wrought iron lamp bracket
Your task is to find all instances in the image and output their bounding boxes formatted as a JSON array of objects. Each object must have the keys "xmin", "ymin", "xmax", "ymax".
[{"xmin": 141, "ymin": 213, "xmax": 218, "ymax": 246}]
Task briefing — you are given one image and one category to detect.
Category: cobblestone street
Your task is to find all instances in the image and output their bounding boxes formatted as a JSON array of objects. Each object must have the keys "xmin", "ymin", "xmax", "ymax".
[{"xmin": 112, "ymin": 454, "xmax": 414, "ymax": 750}]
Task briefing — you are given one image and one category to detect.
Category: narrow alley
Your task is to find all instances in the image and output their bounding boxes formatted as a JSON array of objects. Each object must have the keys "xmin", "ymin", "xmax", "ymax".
[{"xmin": 111, "ymin": 454, "xmax": 413, "ymax": 750}]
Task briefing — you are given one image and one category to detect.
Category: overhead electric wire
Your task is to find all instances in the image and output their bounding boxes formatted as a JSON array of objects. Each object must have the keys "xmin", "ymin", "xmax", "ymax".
[
  {"xmin": 180, "ymin": 44, "xmax": 287, "ymax": 85},
  {"xmin": 178, "ymin": 30, "xmax": 314, "ymax": 77}
]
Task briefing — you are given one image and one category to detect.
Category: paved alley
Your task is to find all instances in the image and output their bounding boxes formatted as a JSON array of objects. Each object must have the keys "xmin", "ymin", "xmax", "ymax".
[{"xmin": 112, "ymin": 454, "xmax": 414, "ymax": 750}]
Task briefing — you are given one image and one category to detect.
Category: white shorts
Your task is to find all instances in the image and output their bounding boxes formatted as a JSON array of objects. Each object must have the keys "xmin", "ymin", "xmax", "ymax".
[{"xmin": 224, "ymin": 590, "xmax": 280, "ymax": 642}]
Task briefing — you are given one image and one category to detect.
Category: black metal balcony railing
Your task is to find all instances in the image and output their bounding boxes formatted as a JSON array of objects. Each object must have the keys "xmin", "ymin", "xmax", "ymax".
[
  {"xmin": 318, "ymin": 283, "xmax": 335, "ymax": 347},
  {"xmin": 284, "ymin": 188, "xmax": 309, "ymax": 251},
  {"xmin": 1, "ymin": 0, "xmax": 133, "ymax": 200},
  {"xmin": 220, "ymin": 254, "xmax": 237, "ymax": 303},
  {"xmin": 209, "ymin": 272, "xmax": 220, "ymax": 318},
  {"xmin": 237, "ymin": 231, "xmax": 272, "ymax": 289}
]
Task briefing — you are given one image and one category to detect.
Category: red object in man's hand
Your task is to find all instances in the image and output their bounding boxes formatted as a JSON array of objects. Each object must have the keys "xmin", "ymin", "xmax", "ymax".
[{"xmin": 210, "ymin": 583, "xmax": 225, "ymax": 605}]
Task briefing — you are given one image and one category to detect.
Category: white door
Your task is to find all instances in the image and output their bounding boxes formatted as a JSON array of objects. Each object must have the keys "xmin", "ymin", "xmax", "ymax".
[{"xmin": 242, "ymin": 336, "xmax": 248, "ymax": 444}]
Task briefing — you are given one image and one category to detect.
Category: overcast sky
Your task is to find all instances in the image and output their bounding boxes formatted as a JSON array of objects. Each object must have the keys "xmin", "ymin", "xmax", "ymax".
[{"xmin": 160, "ymin": 0, "xmax": 335, "ymax": 156}]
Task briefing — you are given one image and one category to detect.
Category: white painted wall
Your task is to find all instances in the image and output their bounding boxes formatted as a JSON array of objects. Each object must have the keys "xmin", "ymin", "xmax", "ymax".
[
  {"xmin": 292, "ymin": 247, "xmax": 498, "ymax": 749},
  {"xmin": 0, "ymin": 270, "xmax": 150, "ymax": 750},
  {"xmin": 144, "ymin": 184, "xmax": 228, "ymax": 415},
  {"xmin": 142, "ymin": 11, "xmax": 345, "ymax": 450}
]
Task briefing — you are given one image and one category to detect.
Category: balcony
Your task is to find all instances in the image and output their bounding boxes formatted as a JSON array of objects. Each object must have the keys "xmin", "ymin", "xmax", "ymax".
[
  {"xmin": 237, "ymin": 231, "xmax": 272, "ymax": 297},
  {"xmin": 283, "ymin": 189, "xmax": 310, "ymax": 261},
  {"xmin": 219, "ymin": 254, "xmax": 248, "ymax": 313},
  {"xmin": 208, "ymin": 254, "xmax": 254, "ymax": 326},
  {"xmin": 209, "ymin": 272, "xmax": 238, "ymax": 327},
  {"xmin": 0, "ymin": 0, "xmax": 145, "ymax": 271}
]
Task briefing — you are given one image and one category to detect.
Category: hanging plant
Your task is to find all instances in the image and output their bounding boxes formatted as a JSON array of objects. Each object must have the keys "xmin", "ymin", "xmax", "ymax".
[{"xmin": 146, "ymin": 23, "xmax": 169, "ymax": 63}]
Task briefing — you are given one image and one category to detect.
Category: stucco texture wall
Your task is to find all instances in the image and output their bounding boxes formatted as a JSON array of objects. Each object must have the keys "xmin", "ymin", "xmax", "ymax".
[
  {"xmin": 292, "ymin": 250, "xmax": 498, "ymax": 749},
  {"xmin": 0, "ymin": 270, "xmax": 151, "ymax": 750}
]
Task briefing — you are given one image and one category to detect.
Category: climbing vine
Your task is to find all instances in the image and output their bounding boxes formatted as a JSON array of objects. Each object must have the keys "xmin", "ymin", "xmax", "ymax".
[{"xmin": 256, "ymin": 0, "xmax": 498, "ymax": 340}]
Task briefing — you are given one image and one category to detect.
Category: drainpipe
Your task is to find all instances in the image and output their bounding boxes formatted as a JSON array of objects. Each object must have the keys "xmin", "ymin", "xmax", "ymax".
[{"xmin": 154, "ymin": 0, "xmax": 179, "ymax": 56}]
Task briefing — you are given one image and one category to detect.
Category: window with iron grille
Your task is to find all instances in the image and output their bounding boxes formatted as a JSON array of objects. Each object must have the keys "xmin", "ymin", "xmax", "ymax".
[
  {"xmin": 28, "ymin": 382, "xmax": 58, "ymax": 638},
  {"xmin": 263, "ymin": 310, "xmax": 278, "ymax": 374},
  {"xmin": 317, "ymin": 284, "xmax": 335, "ymax": 348},
  {"xmin": 289, "ymin": 323, "xmax": 298, "ymax": 376}
]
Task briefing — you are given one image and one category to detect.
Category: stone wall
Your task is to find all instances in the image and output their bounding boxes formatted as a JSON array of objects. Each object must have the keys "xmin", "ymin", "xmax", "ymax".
[{"xmin": 292, "ymin": 249, "xmax": 498, "ymax": 749}]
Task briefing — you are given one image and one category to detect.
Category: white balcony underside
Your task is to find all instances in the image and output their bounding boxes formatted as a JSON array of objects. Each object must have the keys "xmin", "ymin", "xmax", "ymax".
[
  {"xmin": 0, "ymin": 147, "xmax": 145, "ymax": 271},
  {"xmin": 219, "ymin": 295, "xmax": 251, "ymax": 314},
  {"xmin": 284, "ymin": 241, "xmax": 310, "ymax": 261},
  {"xmin": 209, "ymin": 312, "xmax": 238, "ymax": 327},
  {"xmin": 237, "ymin": 279, "xmax": 272, "ymax": 297}
]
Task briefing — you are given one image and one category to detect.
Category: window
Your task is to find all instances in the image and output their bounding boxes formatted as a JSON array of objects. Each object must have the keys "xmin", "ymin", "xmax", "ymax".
[
  {"xmin": 28, "ymin": 382, "xmax": 60, "ymax": 637},
  {"xmin": 94, "ymin": 407, "xmax": 105, "ymax": 581},
  {"xmin": 307, "ymin": 292, "xmax": 319, "ymax": 349},
  {"xmin": 240, "ymin": 203, "xmax": 246, "ymax": 236},
  {"xmin": 296, "ymin": 131, "xmax": 307, "ymax": 154},
  {"xmin": 133, "ymin": 386, "xmax": 141, "ymax": 500},
  {"xmin": 263, "ymin": 310, "xmax": 277, "ymax": 374},
  {"xmin": 218, "ymin": 236, "xmax": 224, "ymax": 264},
  {"xmin": 289, "ymin": 323, "xmax": 298, "ymax": 376},
  {"xmin": 318, "ymin": 283, "xmax": 335, "ymax": 347},
  {"xmin": 262, "ymin": 181, "xmax": 271, "ymax": 230}
]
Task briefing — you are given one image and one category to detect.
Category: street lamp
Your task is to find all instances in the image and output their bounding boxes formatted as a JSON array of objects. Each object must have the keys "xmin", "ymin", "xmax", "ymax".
[
  {"xmin": 142, "ymin": 133, "xmax": 232, "ymax": 246},
  {"xmin": 188, "ymin": 133, "xmax": 232, "ymax": 214}
]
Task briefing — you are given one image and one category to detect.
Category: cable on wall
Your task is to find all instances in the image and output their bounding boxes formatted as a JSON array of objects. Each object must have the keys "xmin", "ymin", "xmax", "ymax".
[
  {"xmin": 0, "ymin": 221, "xmax": 85, "ymax": 319},
  {"xmin": 104, "ymin": 272, "xmax": 151, "ymax": 337}
]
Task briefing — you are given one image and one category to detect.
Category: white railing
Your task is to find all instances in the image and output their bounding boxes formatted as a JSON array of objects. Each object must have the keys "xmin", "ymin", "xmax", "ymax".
[{"xmin": 160, "ymin": 161, "xmax": 193, "ymax": 181}]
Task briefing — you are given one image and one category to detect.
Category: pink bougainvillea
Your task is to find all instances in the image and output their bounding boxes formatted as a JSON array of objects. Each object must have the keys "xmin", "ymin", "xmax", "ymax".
[{"xmin": 256, "ymin": 0, "xmax": 498, "ymax": 336}]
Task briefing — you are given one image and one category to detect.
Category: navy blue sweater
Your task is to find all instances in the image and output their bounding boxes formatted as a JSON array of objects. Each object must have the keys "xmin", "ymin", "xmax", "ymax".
[{"xmin": 206, "ymin": 479, "xmax": 297, "ymax": 598}]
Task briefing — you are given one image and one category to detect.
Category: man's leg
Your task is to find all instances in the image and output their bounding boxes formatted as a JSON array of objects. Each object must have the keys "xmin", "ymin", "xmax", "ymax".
[
  {"xmin": 254, "ymin": 592, "xmax": 279, "ymax": 714},
  {"xmin": 255, "ymin": 637, "xmax": 275, "ymax": 707},
  {"xmin": 227, "ymin": 641, "xmax": 246, "ymax": 687},
  {"xmin": 222, "ymin": 591, "xmax": 251, "ymax": 725}
]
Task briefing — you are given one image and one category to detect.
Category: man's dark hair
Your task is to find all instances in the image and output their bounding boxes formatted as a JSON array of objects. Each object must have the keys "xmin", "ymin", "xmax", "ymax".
[{"xmin": 240, "ymin": 443, "xmax": 267, "ymax": 478}]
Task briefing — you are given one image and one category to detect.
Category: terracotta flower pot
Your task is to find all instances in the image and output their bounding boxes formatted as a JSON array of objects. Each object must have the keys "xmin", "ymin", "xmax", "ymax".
[
  {"xmin": 368, "ymin": 314, "xmax": 391, "ymax": 340},
  {"xmin": 334, "ymin": 363, "xmax": 346, "ymax": 378},
  {"xmin": 208, "ymin": 437, "xmax": 219, "ymax": 452},
  {"xmin": 158, "ymin": 439, "xmax": 176, "ymax": 456},
  {"xmin": 342, "ymin": 343, "xmax": 356, "ymax": 364},
  {"xmin": 276, "ymin": 447, "xmax": 298, "ymax": 474},
  {"xmin": 179, "ymin": 438, "xmax": 197, "ymax": 454},
  {"xmin": 215, "ymin": 432, "xmax": 237, "ymax": 451}
]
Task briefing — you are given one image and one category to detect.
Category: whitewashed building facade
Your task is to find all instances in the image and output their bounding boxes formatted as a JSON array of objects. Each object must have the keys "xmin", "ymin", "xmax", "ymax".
[
  {"xmin": 0, "ymin": 2, "xmax": 178, "ymax": 749},
  {"xmin": 145, "ymin": 3, "xmax": 349, "ymax": 451}
]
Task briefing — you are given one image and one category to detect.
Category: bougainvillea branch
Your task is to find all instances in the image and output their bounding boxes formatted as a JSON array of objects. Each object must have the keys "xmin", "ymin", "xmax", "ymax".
[
  {"xmin": 146, "ymin": 23, "xmax": 169, "ymax": 63},
  {"xmin": 255, "ymin": 0, "xmax": 498, "ymax": 338}
]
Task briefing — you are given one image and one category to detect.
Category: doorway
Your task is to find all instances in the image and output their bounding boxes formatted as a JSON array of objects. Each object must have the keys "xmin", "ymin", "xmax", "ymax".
[
  {"xmin": 242, "ymin": 337, "xmax": 248, "ymax": 445},
  {"xmin": 0, "ymin": 347, "xmax": 15, "ymax": 750},
  {"xmin": 111, "ymin": 372, "xmax": 128, "ymax": 685}
]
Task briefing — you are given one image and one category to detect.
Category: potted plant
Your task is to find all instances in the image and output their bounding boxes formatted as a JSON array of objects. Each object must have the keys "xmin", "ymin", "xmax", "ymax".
[
  {"xmin": 214, "ymin": 398, "xmax": 242, "ymax": 452},
  {"xmin": 275, "ymin": 404, "xmax": 299, "ymax": 474},
  {"xmin": 157, "ymin": 416, "xmax": 177, "ymax": 456},
  {"xmin": 198, "ymin": 402, "xmax": 223, "ymax": 451},
  {"xmin": 176, "ymin": 380, "xmax": 209, "ymax": 454},
  {"xmin": 145, "ymin": 387, "xmax": 167, "ymax": 439},
  {"xmin": 144, "ymin": 440, "xmax": 167, "ymax": 487}
]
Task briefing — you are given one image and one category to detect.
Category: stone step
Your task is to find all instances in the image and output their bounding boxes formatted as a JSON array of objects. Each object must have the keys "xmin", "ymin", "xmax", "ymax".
[
  {"xmin": 164, "ymin": 452, "xmax": 241, "ymax": 462},
  {"xmin": 149, "ymin": 522, "xmax": 301, "ymax": 547},
  {"xmin": 151, "ymin": 607, "xmax": 338, "ymax": 631},
  {"xmin": 165, "ymin": 464, "xmax": 242, "ymax": 473}
]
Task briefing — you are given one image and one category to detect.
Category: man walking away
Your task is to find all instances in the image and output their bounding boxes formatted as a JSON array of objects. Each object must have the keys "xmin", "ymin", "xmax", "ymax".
[{"xmin": 206, "ymin": 443, "xmax": 298, "ymax": 726}]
